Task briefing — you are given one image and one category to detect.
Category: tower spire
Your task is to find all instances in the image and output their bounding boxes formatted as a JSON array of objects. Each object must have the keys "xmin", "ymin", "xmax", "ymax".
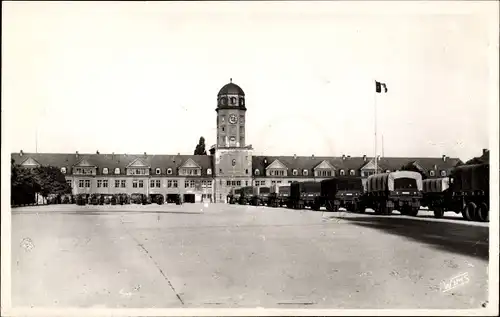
[{"xmin": 230, "ymin": 78, "xmax": 232, "ymax": 83}]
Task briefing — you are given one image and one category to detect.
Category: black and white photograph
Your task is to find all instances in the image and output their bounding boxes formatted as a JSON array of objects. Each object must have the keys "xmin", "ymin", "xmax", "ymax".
[{"xmin": 1, "ymin": 1, "xmax": 498, "ymax": 316}]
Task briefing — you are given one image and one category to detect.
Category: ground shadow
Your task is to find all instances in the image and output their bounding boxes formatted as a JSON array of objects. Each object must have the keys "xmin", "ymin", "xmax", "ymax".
[
  {"xmin": 342, "ymin": 216, "xmax": 489, "ymax": 261},
  {"xmin": 59, "ymin": 210, "xmax": 204, "ymax": 215}
]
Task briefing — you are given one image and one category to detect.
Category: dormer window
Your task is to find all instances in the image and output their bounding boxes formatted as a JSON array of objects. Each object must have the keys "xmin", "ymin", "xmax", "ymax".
[
  {"xmin": 103, "ymin": 168, "xmax": 108, "ymax": 175},
  {"xmin": 61, "ymin": 167, "xmax": 67, "ymax": 174},
  {"xmin": 349, "ymin": 169, "xmax": 355, "ymax": 176},
  {"xmin": 440, "ymin": 170, "xmax": 446, "ymax": 176},
  {"xmin": 232, "ymin": 159, "xmax": 236, "ymax": 166},
  {"xmin": 207, "ymin": 168, "xmax": 212, "ymax": 175},
  {"xmin": 255, "ymin": 169, "xmax": 260, "ymax": 176},
  {"xmin": 114, "ymin": 168, "xmax": 120, "ymax": 175},
  {"xmin": 303, "ymin": 169, "xmax": 308, "ymax": 176},
  {"xmin": 386, "ymin": 170, "xmax": 391, "ymax": 173},
  {"xmin": 429, "ymin": 170, "xmax": 436, "ymax": 177},
  {"xmin": 167, "ymin": 168, "xmax": 173, "ymax": 175},
  {"xmin": 292, "ymin": 169, "xmax": 298, "ymax": 176},
  {"xmin": 155, "ymin": 168, "xmax": 161, "ymax": 175},
  {"xmin": 339, "ymin": 169, "xmax": 345, "ymax": 176}
]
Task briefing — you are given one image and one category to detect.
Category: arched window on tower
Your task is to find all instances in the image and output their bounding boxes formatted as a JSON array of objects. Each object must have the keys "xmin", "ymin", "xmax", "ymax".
[
  {"xmin": 239, "ymin": 98, "xmax": 245, "ymax": 106},
  {"xmin": 221, "ymin": 97, "xmax": 227, "ymax": 106},
  {"xmin": 231, "ymin": 97, "xmax": 236, "ymax": 105}
]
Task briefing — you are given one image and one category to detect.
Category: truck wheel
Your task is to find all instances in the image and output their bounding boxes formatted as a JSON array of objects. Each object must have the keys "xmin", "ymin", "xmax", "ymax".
[
  {"xmin": 408, "ymin": 207, "xmax": 419, "ymax": 217},
  {"xmin": 433, "ymin": 208, "xmax": 445, "ymax": 218},
  {"xmin": 476, "ymin": 202, "xmax": 489, "ymax": 222},
  {"xmin": 462, "ymin": 202, "xmax": 477, "ymax": 221}
]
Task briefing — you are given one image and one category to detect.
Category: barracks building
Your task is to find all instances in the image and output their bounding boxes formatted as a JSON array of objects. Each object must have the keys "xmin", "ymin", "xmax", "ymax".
[{"xmin": 11, "ymin": 81, "xmax": 463, "ymax": 203}]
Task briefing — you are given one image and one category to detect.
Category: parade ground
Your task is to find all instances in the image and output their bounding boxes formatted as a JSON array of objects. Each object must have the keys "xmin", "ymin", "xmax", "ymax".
[{"xmin": 11, "ymin": 203, "xmax": 489, "ymax": 309}]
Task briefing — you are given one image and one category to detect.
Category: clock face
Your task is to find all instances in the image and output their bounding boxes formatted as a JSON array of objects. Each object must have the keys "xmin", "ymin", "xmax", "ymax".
[{"xmin": 228, "ymin": 114, "xmax": 238, "ymax": 124}]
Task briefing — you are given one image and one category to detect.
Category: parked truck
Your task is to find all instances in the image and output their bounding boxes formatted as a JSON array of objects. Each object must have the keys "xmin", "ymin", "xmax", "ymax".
[
  {"xmin": 320, "ymin": 177, "xmax": 364, "ymax": 212},
  {"xmin": 361, "ymin": 171, "xmax": 423, "ymax": 216},
  {"xmin": 421, "ymin": 177, "xmax": 456, "ymax": 218},
  {"xmin": 289, "ymin": 181, "xmax": 322, "ymax": 210},
  {"xmin": 250, "ymin": 186, "xmax": 271, "ymax": 206},
  {"xmin": 268, "ymin": 184, "xmax": 290, "ymax": 207},
  {"xmin": 227, "ymin": 188, "xmax": 241, "ymax": 204},
  {"xmin": 238, "ymin": 186, "xmax": 254, "ymax": 205},
  {"xmin": 450, "ymin": 163, "xmax": 489, "ymax": 222}
]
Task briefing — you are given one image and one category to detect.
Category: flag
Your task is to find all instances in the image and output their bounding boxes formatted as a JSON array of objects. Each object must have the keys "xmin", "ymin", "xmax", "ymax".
[{"xmin": 375, "ymin": 81, "xmax": 388, "ymax": 93}]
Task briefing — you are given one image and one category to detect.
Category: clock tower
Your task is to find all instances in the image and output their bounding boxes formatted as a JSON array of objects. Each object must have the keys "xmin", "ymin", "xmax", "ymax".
[{"xmin": 213, "ymin": 79, "xmax": 253, "ymax": 203}]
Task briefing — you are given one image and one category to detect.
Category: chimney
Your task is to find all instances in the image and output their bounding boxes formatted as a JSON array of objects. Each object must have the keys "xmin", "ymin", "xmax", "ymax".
[
  {"xmin": 312, "ymin": 154, "xmax": 315, "ymax": 159},
  {"xmin": 483, "ymin": 149, "xmax": 488, "ymax": 155},
  {"xmin": 20, "ymin": 150, "xmax": 23, "ymax": 156},
  {"xmin": 442, "ymin": 155, "xmax": 446, "ymax": 162},
  {"xmin": 112, "ymin": 152, "xmax": 115, "ymax": 159},
  {"xmin": 363, "ymin": 155, "xmax": 367, "ymax": 162},
  {"xmin": 76, "ymin": 151, "xmax": 79, "ymax": 159},
  {"xmin": 144, "ymin": 152, "xmax": 147, "ymax": 157},
  {"xmin": 342, "ymin": 154, "xmax": 346, "ymax": 160},
  {"xmin": 347, "ymin": 155, "xmax": 351, "ymax": 159},
  {"xmin": 377, "ymin": 155, "xmax": 381, "ymax": 160},
  {"xmin": 434, "ymin": 164, "xmax": 437, "ymax": 170},
  {"xmin": 293, "ymin": 154, "xmax": 297, "ymax": 159},
  {"xmin": 96, "ymin": 150, "xmax": 100, "ymax": 154}
]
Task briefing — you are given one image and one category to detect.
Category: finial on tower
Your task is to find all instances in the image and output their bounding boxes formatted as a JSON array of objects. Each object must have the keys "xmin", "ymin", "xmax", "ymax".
[{"xmin": 230, "ymin": 78, "xmax": 232, "ymax": 83}]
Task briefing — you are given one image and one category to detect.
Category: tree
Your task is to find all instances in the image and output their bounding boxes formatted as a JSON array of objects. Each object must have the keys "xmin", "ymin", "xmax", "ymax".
[
  {"xmin": 11, "ymin": 159, "xmax": 40, "ymax": 206},
  {"xmin": 32, "ymin": 165, "xmax": 72, "ymax": 199},
  {"xmin": 194, "ymin": 136, "xmax": 207, "ymax": 155}
]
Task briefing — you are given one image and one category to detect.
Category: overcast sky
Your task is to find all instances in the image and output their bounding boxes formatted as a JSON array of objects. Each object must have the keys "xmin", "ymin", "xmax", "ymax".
[{"xmin": 3, "ymin": 1, "xmax": 498, "ymax": 161}]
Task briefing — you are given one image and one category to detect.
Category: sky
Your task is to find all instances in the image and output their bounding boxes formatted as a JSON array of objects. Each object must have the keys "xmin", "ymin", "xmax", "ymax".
[{"xmin": 2, "ymin": 1, "xmax": 498, "ymax": 162}]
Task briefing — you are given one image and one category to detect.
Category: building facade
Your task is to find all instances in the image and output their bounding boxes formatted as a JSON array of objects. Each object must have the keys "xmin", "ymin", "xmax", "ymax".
[{"xmin": 11, "ymin": 80, "xmax": 464, "ymax": 203}]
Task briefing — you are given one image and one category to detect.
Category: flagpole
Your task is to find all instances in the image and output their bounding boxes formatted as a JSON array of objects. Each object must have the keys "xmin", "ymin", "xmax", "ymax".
[{"xmin": 374, "ymin": 80, "xmax": 378, "ymax": 175}]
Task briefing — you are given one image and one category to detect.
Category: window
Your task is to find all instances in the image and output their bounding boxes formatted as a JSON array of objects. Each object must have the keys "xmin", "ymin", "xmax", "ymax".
[
  {"xmin": 429, "ymin": 170, "xmax": 436, "ymax": 177},
  {"xmin": 340, "ymin": 170, "xmax": 345, "ymax": 176},
  {"xmin": 272, "ymin": 181, "xmax": 276, "ymax": 185},
  {"xmin": 222, "ymin": 126, "xmax": 225, "ymax": 132},
  {"xmin": 103, "ymin": 168, "xmax": 108, "ymax": 175},
  {"xmin": 277, "ymin": 181, "xmax": 282, "ymax": 184},
  {"xmin": 103, "ymin": 180, "xmax": 108, "ymax": 188},
  {"xmin": 167, "ymin": 168, "xmax": 173, "ymax": 175},
  {"xmin": 121, "ymin": 180, "xmax": 126, "ymax": 188},
  {"xmin": 236, "ymin": 181, "xmax": 241, "ymax": 186},
  {"xmin": 168, "ymin": 180, "xmax": 173, "ymax": 188},
  {"xmin": 226, "ymin": 180, "xmax": 231, "ymax": 186},
  {"xmin": 186, "ymin": 181, "xmax": 190, "ymax": 188},
  {"xmin": 115, "ymin": 180, "xmax": 120, "ymax": 188},
  {"xmin": 138, "ymin": 180, "xmax": 144, "ymax": 188},
  {"xmin": 245, "ymin": 181, "xmax": 248, "ymax": 186},
  {"xmin": 207, "ymin": 168, "xmax": 212, "ymax": 175},
  {"xmin": 173, "ymin": 180, "xmax": 178, "ymax": 188},
  {"xmin": 239, "ymin": 115, "xmax": 244, "ymax": 123},
  {"xmin": 66, "ymin": 180, "xmax": 72, "ymax": 188},
  {"xmin": 79, "ymin": 180, "xmax": 84, "ymax": 188},
  {"xmin": 349, "ymin": 169, "xmax": 355, "ymax": 176},
  {"xmin": 156, "ymin": 168, "xmax": 161, "ymax": 175},
  {"xmin": 231, "ymin": 97, "xmax": 236, "ymax": 104},
  {"xmin": 292, "ymin": 169, "xmax": 298, "ymax": 176},
  {"xmin": 61, "ymin": 167, "xmax": 67, "ymax": 174},
  {"xmin": 232, "ymin": 159, "xmax": 236, "ymax": 166},
  {"xmin": 440, "ymin": 170, "xmax": 446, "ymax": 176},
  {"xmin": 245, "ymin": 169, "xmax": 248, "ymax": 174},
  {"xmin": 240, "ymin": 126, "xmax": 244, "ymax": 133},
  {"xmin": 84, "ymin": 180, "xmax": 91, "ymax": 188},
  {"xmin": 239, "ymin": 98, "xmax": 245, "ymax": 107},
  {"xmin": 221, "ymin": 115, "xmax": 226, "ymax": 123},
  {"xmin": 221, "ymin": 98, "xmax": 227, "ymax": 106},
  {"xmin": 76, "ymin": 168, "xmax": 82, "ymax": 174},
  {"xmin": 97, "ymin": 180, "xmax": 102, "ymax": 188},
  {"xmin": 156, "ymin": 180, "xmax": 161, "ymax": 187},
  {"xmin": 133, "ymin": 180, "xmax": 138, "ymax": 188},
  {"xmin": 114, "ymin": 168, "xmax": 120, "ymax": 175},
  {"xmin": 151, "ymin": 180, "xmax": 155, "ymax": 188},
  {"xmin": 288, "ymin": 181, "xmax": 293, "ymax": 184},
  {"xmin": 254, "ymin": 181, "xmax": 259, "ymax": 186},
  {"xmin": 303, "ymin": 169, "xmax": 308, "ymax": 176},
  {"xmin": 255, "ymin": 169, "xmax": 260, "ymax": 175}
]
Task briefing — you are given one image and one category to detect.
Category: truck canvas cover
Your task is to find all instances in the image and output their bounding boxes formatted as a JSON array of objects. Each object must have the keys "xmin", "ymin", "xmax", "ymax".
[
  {"xmin": 366, "ymin": 171, "xmax": 423, "ymax": 192},
  {"xmin": 422, "ymin": 177, "xmax": 450, "ymax": 193},
  {"xmin": 278, "ymin": 185, "xmax": 290, "ymax": 195},
  {"xmin": 240, "ymin": 186, "xmax": 254, "ymax": 196},
  {"xmin": 259, "ymin": 187, "xmax": 271, "ymax": 195},
  {"xmin": 453, "ymin": 163, "xmax": 489, "ymax": 192},
  {"xmin": 321, "ymin": 177, "xmax": 363, "ymax": 197},
  {"xmin": 290, "ymin": 181, "xmax": 321, "ymax": 199}
]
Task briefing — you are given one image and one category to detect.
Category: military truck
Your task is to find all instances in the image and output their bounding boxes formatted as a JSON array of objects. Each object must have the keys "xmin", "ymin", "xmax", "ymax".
[
  {"xmin": 361, "ymin": 171, "xmax": 423, "ymax": 216},
  {"xmin": 250, "ymin": 186, "xmax": 271, "ymax": 206},
  {"xmin": 238, "ymin": 186, "xmax": 254, "ymax": 205},
  {"xmin": 268, "ymin": 184, "xmax": 289, "ymax": 207},
  {"xmin": 450, "ymin": 163, "xmax": 489, "ymax": 222},
  {"xmin": 320, "ymin": 177, "xmax": 364, "ymax": 212},
  {"xmin": 421, "ymin": 177, "xmax": 456, "ymax": 218},
  {"xmin": 227, "ymin": 188, "xmax": 241, "ymax": 204},
  {"xmin": 289, "ymin": 181, "xmax": 322, "ymax": 210}
]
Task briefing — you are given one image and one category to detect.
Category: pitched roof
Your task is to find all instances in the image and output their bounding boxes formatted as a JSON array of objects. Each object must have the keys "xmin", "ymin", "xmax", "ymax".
[
  {"xmin": 252, "ymin": 155, "xmax": 462, "ymax": 177},
  {"xmin": 11, "ymin": 153, "xmax": 213, "ymax": 176}
]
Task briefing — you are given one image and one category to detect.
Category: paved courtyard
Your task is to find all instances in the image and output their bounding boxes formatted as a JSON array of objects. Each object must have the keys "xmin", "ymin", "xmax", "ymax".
[{"xmin": 11, "ymin": 203, "xmax": 489, "ymax": 309}]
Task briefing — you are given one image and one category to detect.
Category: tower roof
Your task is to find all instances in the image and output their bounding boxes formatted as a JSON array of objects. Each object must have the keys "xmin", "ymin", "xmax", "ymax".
[{"xmin": 217, "ymin": 79, "xmax": 245, "ymax": 96}]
